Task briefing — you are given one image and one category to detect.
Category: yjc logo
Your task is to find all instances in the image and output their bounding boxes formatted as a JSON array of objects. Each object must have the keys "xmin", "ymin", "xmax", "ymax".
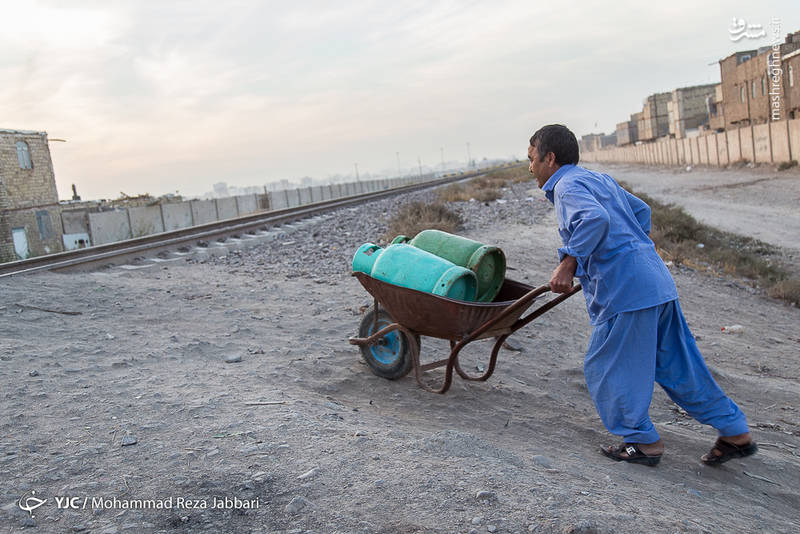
[{"xmin": 18, "ymin": 491, "xmax": 47, "ymax": 518}]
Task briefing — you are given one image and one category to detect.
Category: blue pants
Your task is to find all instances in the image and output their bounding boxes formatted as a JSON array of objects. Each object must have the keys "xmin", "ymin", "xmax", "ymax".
[{"xmin": 584, "ymin": 299, "xmax": 749, "ymax": 444}]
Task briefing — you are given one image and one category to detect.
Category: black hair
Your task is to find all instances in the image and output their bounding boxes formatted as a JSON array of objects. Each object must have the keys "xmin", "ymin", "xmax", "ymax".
[{"xmin": 529, "ymin": 124, "xmax": 579, "ymax": 165}]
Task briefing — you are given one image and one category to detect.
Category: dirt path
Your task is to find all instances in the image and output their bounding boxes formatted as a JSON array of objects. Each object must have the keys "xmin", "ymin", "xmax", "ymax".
[
  {"xmin": 585, "ymin": 163, "xmax": 800, "ymax": 260},
  {"xmin": 1, "ymin": 181, "xmax": 799, "ymax": 533}
]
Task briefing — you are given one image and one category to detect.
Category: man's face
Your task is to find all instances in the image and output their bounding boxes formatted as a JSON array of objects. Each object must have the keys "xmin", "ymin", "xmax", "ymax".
[{"xmin": 528, "ymin": 143, "xmax": 552, "ymax": 188}]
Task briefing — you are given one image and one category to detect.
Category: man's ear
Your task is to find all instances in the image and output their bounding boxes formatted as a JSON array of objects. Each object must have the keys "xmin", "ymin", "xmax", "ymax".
[{"xmin": 546, "ymin": 151, "xmax": 557, "ymax": 167}]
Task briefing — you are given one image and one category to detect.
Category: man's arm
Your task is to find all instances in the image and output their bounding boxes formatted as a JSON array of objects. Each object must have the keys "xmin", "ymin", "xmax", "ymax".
[
  {"xmin": 550, "ymin": 255, "xmax": 577, "ymax": 293},
  {"xmin": 556, "ymin": 185, "xmax": 611, "ymax": 276}
]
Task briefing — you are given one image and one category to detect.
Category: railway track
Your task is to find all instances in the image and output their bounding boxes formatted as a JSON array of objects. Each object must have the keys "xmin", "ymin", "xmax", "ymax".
[{"xmin": 0, "ymin": 170, "xmax": 492, "ymax": 278}]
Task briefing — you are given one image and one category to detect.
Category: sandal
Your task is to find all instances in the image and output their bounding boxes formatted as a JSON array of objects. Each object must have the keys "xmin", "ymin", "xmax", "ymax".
[
  {"xmin": 701, "ymin": 438, "xmax": 758, "ymax": 466},
  {"xmin": 601, "ymin": 443, "xmax": 662, "ymax": 466}
]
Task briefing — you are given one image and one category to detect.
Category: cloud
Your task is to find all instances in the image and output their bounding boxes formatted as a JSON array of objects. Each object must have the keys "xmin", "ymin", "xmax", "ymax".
[{"xmin": 1, "ymin": 0, "xmax": 798, "ymax": 199}]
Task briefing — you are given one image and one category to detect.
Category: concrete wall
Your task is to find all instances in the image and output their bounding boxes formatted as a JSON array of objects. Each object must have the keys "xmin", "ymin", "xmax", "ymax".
[
  {"xmin": 771, "ymin": 121, "xmax": 791, "ymax": 162},
  {"xmin": 216, "ymin": 197, "xmax": 238, "ymax": 220},
  {"xmin": 581, "ymin": 117, "xmax": 800, "ymax": 167},
  {"xmin": 89, "ymin": 210, "xmax": 132, "ymax": 245},
  {"xmin": 61, "ymin": 210, "xmax": 89, "ymax": 234},
  {"xmin": 129, "ymin": 205, "xmax": 165, "ymax": 237},
  {"xmin": 740, "ymin": 127, "xmax": 754, "ymax": 162},
  {"xmin": 162, "ymin": 202, "xmax": 193, "ymax": 231},
  {"xmin": 191, "ymin": 200, "xmax": 218, "ymax": 225},
  {"xmin": 789, "ymin": 119, "xmax": 800, "ymax": 161},
  {"xmin": 236, "ymin": 194, "xmax": 258, "ymax": 215},
  {"xmin": 753, "ymin": 123, "xmax": 772, "ymax": 163}
]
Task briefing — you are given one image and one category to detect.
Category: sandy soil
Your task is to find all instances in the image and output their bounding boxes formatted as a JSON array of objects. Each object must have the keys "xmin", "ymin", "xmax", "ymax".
[{"xmin": 1, "ymin": 168, "xmax": 799, "ymax": 534}]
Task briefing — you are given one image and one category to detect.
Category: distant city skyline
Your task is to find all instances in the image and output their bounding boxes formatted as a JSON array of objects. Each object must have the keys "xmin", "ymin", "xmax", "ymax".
[{"xmin": 2, "ymin": 1, "xmax": 797, "ymax": 200}]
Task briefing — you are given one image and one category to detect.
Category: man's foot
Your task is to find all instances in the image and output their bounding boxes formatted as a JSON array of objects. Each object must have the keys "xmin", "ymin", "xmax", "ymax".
[
  {"xmin": 601, "ymin": 441, "xmax": 663, "ymax": 466},
  {"xmin": 701, "ymin": 433, "xmax": 757, "ymax": 465}
]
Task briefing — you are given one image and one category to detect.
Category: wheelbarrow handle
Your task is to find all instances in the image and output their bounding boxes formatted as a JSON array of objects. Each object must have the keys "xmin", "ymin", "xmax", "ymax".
[{"xmin": 510, "ymin": 283, "xmax": 582, "ymax": 332}]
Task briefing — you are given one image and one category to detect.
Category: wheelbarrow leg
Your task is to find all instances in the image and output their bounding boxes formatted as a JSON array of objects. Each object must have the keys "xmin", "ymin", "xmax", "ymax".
[
  {"xmin": 410, "ymin": 334, "xmax": 461, "ymax": 394},
  {"xmin": 453, "ymin": 334, "xmax": 509, "ymax": 381}
]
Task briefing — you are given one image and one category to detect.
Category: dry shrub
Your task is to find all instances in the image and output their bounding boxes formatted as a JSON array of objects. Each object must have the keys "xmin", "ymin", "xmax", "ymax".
[
  {"xmin": 621, "ymin": 182, "xmax": 795, "ymax": 305},
  {"xmin": 437, "ymin": 165, "xmax": 528, "ymax": 204},
  {"xmin": 768, "ymin": 279, "xmax": 800, "ymax": 306},
  {"xmin": 384, "ymin": 201, "xmax": 463, "ymax": 241},
  {"xmin": 439, "ymin": 183, "xmax": 472, "ymax": 202}
]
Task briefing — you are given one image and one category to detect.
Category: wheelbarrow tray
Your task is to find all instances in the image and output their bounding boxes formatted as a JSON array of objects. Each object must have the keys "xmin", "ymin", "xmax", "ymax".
[
  {"xmin": 353, "ymin": 271, "xmax": 539, "ymax": 340},
  {"xmin": 350, "ymin": 271, "xmax": 581, "ymax": 393}
]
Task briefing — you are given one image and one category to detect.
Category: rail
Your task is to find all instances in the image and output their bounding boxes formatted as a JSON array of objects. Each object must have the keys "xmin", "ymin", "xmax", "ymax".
[{"xmin": 1, "ymin": 169, "xmax": 496, "ymax": 278}]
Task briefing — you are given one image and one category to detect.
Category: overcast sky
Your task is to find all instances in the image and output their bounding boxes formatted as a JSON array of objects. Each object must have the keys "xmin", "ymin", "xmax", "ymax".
[{"xmin": 2, "ymin": 1, "xmax": 798, "ymax": 200}]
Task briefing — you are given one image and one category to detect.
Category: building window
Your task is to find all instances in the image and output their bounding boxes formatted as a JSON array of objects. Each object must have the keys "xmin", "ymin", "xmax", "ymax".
[
  {"xmin": 751, "ymin": 80, "xmax": 756, "ymax": 98},
  {"xmin": 761, "ymin": 76, "xmax": 766, "ymax": 95},
  {"xmin": 790, "ymin": 66, "xmax": 795, "ymax": 87},
  {"xmin": 16, "ymin": 141, "xmax": 32, "ymax": 169},
  {"xmin": 36, "ymin": 210, "xmax": 54, "ymax": 240},
  {"xmin": 740, "ymin": 85, "xmax": 745, "ymax": 102}
]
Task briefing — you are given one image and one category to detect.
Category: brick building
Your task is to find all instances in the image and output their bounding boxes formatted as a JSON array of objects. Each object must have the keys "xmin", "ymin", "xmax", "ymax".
[
  {"xmin": 615, "ymin": 112, "xmax": 640, "ymax": 146},
  {"xmin": 720, "ymin": 31, "xmax": 800, "ymax": 128},
  {"xmin": 667, "ymin": 83, "xmax": 718, "ymax": 138},
  {"xmin": 0, "ymin": 129, "xmax": 64, "ymax": 262},
  {"xmin": 637, "ymin": 92, "xmax": 671, "ymax": 141}
]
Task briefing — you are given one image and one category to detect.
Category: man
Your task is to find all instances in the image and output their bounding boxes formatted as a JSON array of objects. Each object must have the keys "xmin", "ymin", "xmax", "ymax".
[{"xmin": 528, "ymin": 124, "xmax": 756, "ymax": 466}]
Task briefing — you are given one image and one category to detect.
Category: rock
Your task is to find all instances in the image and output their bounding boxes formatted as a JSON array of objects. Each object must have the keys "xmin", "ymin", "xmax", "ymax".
[
  {"xmin": 563, "ymin": 521, "xmax": 600, "ymax": 534},
  {"xmin": 21, "ymin": 517, "xmax": 36, "ymax": 528},
  {"xmin": 476, "ymin": 490, "xmax": 497, "ymax": 503},
  {"xmin": 472, "ymin": 516, "xmax": 483, "ymax": 525},
  {"xmin": 28, "ymin": 370, "xmax": 39, "ymax": 377},
  {"xmin": 687, "ymin": 488, "xmax": 702, "ymax": 498},
  {"xmin": 533, "ymin": 455, "xmax": 553, "ymax": 468},
  {"xmin": 121, "ymin": 435, "xmax": 137, "ymax": 447},
  {"xmin": 285, "ymin": 496, "xmax": 311, "ymax": 514},
  {"xmin": 297, "ymin": 467, "xmax": 319, "ymax": 480},
  {"xmin": 487, "ymin": 525, "xmax": 497, "ymax": 532},
  {"xmin": 224, "ymin": 354, "xmax": 243, "ymax": 363}
]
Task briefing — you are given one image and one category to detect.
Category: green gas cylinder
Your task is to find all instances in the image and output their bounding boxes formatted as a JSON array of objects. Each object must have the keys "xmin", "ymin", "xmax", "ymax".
[
  {"xmin": 352, "ymin": 242, "xmax": 478, "ymax": 301},
  {"xmin": 391, "ymin": 229, "xmax": 506, "ymax": 302}
]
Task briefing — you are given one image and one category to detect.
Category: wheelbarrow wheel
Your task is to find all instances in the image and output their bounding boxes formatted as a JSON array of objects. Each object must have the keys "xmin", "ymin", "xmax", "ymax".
[{"xmin": 358, "ymin": 306, "xmax": 419, "ymax": 380}]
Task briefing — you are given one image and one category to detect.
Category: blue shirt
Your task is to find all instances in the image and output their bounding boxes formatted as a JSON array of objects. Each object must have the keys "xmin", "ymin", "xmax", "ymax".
[{"xmin": 542, "ymin": 164, "xmax": 678, "ymax": 325}]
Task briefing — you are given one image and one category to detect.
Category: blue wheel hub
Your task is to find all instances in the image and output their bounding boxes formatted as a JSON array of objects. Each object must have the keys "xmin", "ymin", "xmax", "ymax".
[{"xmin": 369, "ymin": 320, "xmax": 402, "ymax": 365}]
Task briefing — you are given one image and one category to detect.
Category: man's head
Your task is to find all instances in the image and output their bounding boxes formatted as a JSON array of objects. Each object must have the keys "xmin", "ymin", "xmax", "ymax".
[{"xmin": 528, "ymin": 124, "xmax": 579, "ymax": 188}]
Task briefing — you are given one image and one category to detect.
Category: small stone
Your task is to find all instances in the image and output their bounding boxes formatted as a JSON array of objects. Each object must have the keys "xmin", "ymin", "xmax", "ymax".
[
  {"xmin": 29, "ymin": 370, "xmax": 39, "ymax": 377},
  {"xmin": 21, "ymin": 517, "xmax": 36, "ymax": 527},
  {"xmin": 224, "ymin": 354, "xmax": 243, "ymax": 363},
  {"xmin": 285, "ymin": 496, "xmax": 311, "ymax": 514},
  {"xmin": 563, "ymin": 520, "xmax": 600, "ymax": 534},
  {"xmin": 687, "ymin": 488, "xmax": 702, "ymax": 498},
  {"xmin": 297, "ymin": 467, "xmax": 319, "ymax": 480},
  {"xmin": 73, "ymin": 525, "xmax": 88, "ymax": 532},
  {"xmin": 106, "ymin": 333, "xmax": 115, "ymax": 340},
  {"xmin": 121, "ymin": 435, "xmax": 137, "ymax": 447},
  {"xmin": 487, "ymin": 525, "xmax": 497, "ymax": 533},
  {"xmin": 374, "ymin": 479, "xmax": 384, "ymax": 487},
  {"xmin": 472, "ymin": 516, "xmax": 483, "ymax": 525},
  {"xmin": 533, "ymin": 455, "xmax": 553, "ymax": 468},
  {"xmin": 476, "ymin": 490, "xmax": 497, "ymax": 502},
  {"xmin": 251, "ymin": 471, "xmax": 269, "ymax": 482}
]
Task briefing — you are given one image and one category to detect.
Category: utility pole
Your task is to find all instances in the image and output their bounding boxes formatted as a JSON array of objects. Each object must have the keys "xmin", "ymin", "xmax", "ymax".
[
  {"xmin": 466, "ymin": 142, "xmax": 472, "ymax": 168},
  {"xmin": 354, "ymin": 163, "xmax": 360, "ymax": 182},
  {"xmin": 417, "ymin": 157, "xmax": 423, "ymax": 178},
  {"xmin": 440, "ymin": 147, "xmax": 444, "ymax": 171}
]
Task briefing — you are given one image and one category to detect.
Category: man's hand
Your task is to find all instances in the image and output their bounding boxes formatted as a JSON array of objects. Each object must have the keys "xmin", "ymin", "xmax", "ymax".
[{"xmin": 549, "ymin": 256, "xmax": 577, "ymax": 293}]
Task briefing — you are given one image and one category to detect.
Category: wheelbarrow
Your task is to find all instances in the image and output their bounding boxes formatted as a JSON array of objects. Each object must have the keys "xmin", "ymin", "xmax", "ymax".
[{"xmin": 348, "ymin": 271, "xmax": 582, "ymax": 394}]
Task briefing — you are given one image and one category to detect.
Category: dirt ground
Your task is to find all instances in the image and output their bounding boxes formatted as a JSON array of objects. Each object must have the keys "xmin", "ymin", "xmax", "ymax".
[{"xmin": 1, "ymin": 164, "xmax": 799, "ymax": 534}]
